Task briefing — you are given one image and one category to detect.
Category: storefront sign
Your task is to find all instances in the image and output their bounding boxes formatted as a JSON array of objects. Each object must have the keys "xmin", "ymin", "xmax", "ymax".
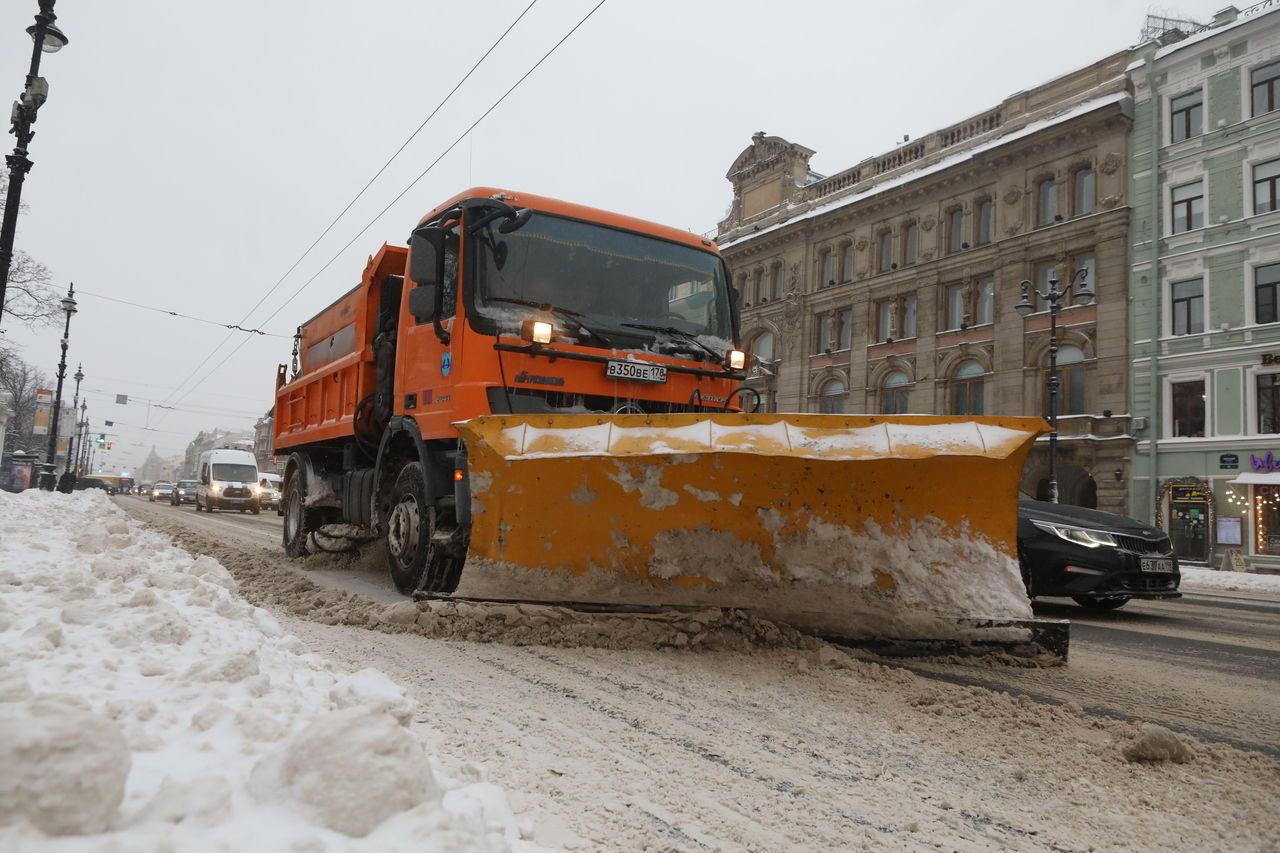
[
  {"xmin": 1170, "ymin": 485, "xmax": 1210, "ymax": 502},
  {"xmin": 1217, "ymin": 516, "xmax": 1243, "ymax": 546},
  {"xmin": 1219, "ymin": 453, "xmax": 1239, "ymax": 470},
  {"xmin": 1250, "ymin": 451, "xmax": 1280, "ymax": 472}
]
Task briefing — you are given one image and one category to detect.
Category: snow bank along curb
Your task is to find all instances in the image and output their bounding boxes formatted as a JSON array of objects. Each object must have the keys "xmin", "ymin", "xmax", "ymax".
[
  {"xmin": 1180, "ymin": 565, "xmax": 1280, "ymax": 593},
  {"xmin": 0, "ymin": 490, "xmax": 540, "ymax": 850}
]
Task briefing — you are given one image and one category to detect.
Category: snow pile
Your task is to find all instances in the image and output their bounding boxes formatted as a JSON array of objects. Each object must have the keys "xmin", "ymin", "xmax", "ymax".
[
  {"xmin": 0, "ymin": 489, "xmax": 542, "ymax": 851},
  {"xmin": 1181, "ymin": 566, "xmax": 1280, "ymax": 593}
]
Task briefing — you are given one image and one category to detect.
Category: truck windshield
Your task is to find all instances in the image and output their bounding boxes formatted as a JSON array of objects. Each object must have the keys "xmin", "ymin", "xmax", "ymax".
[
  {"xmin": 470, "ymin": 212, "xmax": 733, "ymax": 351},
  {"xmin": 211, "ymin": 464, "xmax": 257, "ymax": 482}
]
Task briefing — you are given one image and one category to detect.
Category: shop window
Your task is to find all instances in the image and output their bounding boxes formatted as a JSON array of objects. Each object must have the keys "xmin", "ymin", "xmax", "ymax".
[
  {"xmin": 1257, "ymin": 373, "xmax": 1280, "ymax": 434},
  {"xmin": 818, "ymin": 377, "xmax": 846, "ymax": 414},
  {"xmin": 1170, "ymin": 89, "xmax": 1203, "ymax": 142},
  {"xmin": 1037, "ymin": 179, "xmax": 1057, "ymax": 226},
  {"xmin": 1073, "ymin": 168, "xmax": 1095, "ymax": 216},
  {"xmin": 951, "ymin": 361, "xmax": 985, "ymax": 415},
  {"xmin": 1171, "ymin": 380, "xmax": 1205, "ymax": 437},
  {"xmin": 1171, "ymin": 180, "xmax": 1204, "ymax": 233},
  {"xmin": 1255, "ymin": 485, "xmax": 1280, "ymax": 555},
  {"xmin": 880, "ymin": 370, "xmax": 910, "ymax": 414},
  {"xmin": 1171, "ymin": 278, "xmax": 1204, "ymax": 336},
  {"xmin": 1252, "ymin": 60, "xmax": 1280, "ymax": 117},
  {"xmin": 1254, "ymin": 159, "xmax": 1280, "ymax": 214}
]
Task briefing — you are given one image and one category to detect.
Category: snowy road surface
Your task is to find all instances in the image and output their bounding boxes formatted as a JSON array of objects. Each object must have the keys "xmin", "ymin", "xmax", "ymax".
[{"xmin": 88, "ymin": 494, "xmax": 1280, "ymax": 851}]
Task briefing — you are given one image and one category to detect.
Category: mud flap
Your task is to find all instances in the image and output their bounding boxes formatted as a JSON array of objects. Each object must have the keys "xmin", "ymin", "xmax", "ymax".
[{"xmin": 453, "ymin": 414, "xmax": 1049, "ymax": 644}]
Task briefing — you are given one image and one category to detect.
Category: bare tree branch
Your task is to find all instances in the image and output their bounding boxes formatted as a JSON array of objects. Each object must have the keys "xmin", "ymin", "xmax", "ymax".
[
  {"xmin": 0, "ymin": 344, "xmax": 50, "ymax": 454},
  {"xmin": 0, "ymin": 173, "xmax": 59, "ymax": 329}
]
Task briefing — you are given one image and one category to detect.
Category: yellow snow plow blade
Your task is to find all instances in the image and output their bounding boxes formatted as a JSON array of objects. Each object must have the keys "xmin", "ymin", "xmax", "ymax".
[{"xmin": 453, "ymin": 414, "xmax": 1049, "ymax": 642}]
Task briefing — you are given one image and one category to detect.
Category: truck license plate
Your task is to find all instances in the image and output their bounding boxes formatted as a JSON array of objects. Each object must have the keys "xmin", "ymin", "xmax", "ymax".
[
  {"xmin": 605, "ymin": 360, "xmax": 667, "ymax": 384},
  {"xmin": 1139, "ymin": 558, "xmax": 1172, "ymax": 573}
]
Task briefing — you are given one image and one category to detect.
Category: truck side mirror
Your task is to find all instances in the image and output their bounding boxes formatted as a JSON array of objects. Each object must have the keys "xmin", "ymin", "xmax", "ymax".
[
  {"xmin": 408, "ymin": 285, "xmax": 438, "ymax": 322},
  {"xmin": 409, "ymin": 226, "xmax": 446, "ymax": 287}
]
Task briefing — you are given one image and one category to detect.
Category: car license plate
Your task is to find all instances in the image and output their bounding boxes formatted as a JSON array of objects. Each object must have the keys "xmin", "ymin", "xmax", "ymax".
[
  {"xmin": 1140, "ymin": 558, "xmax": 1172, "ymax": 573},
  {"xmin": 605, "ymin": 360, "xmax": 667, "ymax": 384}
]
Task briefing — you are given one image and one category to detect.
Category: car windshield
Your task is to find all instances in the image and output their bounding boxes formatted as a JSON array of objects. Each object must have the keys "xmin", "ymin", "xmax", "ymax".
[
  {"xmin": 178, "ymin": 481, "xmax": 197, "ymax": 488},
  {"xmin": 211, "ymin": 464, "xmax": 257, "ymax": 482},
  {"xmin": 470, "ymin": 212, "xmax": 733, "ymax": 352}
]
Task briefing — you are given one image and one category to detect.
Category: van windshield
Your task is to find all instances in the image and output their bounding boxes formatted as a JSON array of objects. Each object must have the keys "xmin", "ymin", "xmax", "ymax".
[{"xmin": 212, "ymin": 464, "xmax": 257, "ymax": 482}]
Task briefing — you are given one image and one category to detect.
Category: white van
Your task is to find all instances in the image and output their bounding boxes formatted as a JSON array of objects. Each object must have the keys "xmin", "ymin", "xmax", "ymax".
[{"xmin": 196, "ymin": 448, "xmax": 261, "ymax": 514}]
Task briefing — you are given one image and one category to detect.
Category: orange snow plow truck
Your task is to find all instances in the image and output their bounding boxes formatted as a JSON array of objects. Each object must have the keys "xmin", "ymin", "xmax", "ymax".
[{"xmin": 274, "ymin": 188, "xmax": 1053, "ymax": 648}]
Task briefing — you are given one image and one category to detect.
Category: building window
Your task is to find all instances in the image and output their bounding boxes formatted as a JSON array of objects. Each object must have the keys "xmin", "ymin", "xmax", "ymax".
[
  {"xmin": 945, "ymin": 283, "xmax": 966, "ymax": 330},
  {"xmin": 879, "ymin": 231, "xmax": 894, "ymax": 272},
  {"xmin": 976, "ymin": 278, "xmax": 994, "ymax": 325},
  {"xmin": 1053, "ymin": 345, "xmax": 1087, "ymax": 416},
  {"xmin": 951, "ymin": 361, "xmax": 985, "ymax": 416},
  {"xmin": 1033, "ymin": 261, "xmax": 1056, "ymax": 312},
  {"xmin": 1255, "ymin": 159, "xmax": 1280, "ymax": 214},
  {"xmin": 1256, "ymin": 262, "xmax": 1280, "ymax": 324},
  {"xmin": 901, "ymin": 294, "xmax": 917, "ymax": 338},
  {"xmin": 1171, "ymin": 181, "xmax": 1204, "ymax": 233},
  {"xmin": 772, "ymin": 264, "xmax": 785, "ymax": 300},
  {"xmin": 1171, "ymin": 380, "xmax": 1205, "ymax": 437},
  {"xmin": 841, "ymin": 244, "xmax": 854, "ymax": 282},
  {"xmin": 881, "ymin": 371, "xmax": 910, "ymax": 414},
  {"xmin": 904, "ymin": 223, "xmax": 919, "ymax": 265},
  {"xmin": 1171, "ymin": 278, "xmax": 1204, "ymax": 336},
  {"xmin": 818, "ymin": 377, "xmax": 846, "ymax": 414},
  {"xmin": 1170, "ymin": 90, "xmax": 1203, "ymax": 142},
  {"xmin": 750, "ymin": 331, "xmax": 775, "ymax": 365},
  {"xmin": 1252, "ymin": 61, "xmax": 1280, "ymax": 117},
  {"xmin": 874, "ymin": 296, "xmax": 915, "ymax": 341},
  {"xmin": 1073, "ymin": 168, "xmax": 1095, "ymax": 216},
  {"xmin": 947, "ymin": 208, "xmax": 964, "ymax": 253},
  {"xmin": 753, "ymin": 270, "xmax": 765, "ymax": 305},
  {"xmin": 976, "ymin": 200, "xmax": 993, "ymax": 245},
  {"xmin": 1037, "ymin": 179, "xmax": 1057, "ymax": 226},
  {"xmin": 737, "ymin": 274, "xmax": 749, "ymax": 304},
  {"xmin": 1071, "ymin": 253, "xmax": 1096, "ymax": 303},
  {"xmin": 1259, "ymin": 373, "xmax": 1280, "ymax": 433},
  {"xmin": 815, "ymin": 313, "xmax": 835, "ymax": 353},
  {"xmin": 838, "ymin": 308, "xmax": 852, "ymax": 350},
  {"xmin": 821, "ymin": 250, "xmax": 835, "ymax": 287}
]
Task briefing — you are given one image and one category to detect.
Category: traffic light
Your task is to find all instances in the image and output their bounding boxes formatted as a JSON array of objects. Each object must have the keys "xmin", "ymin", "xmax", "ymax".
[
  {"xmin": 96, "ymin": 433, "xmax": 105, "ymax": 447},
  {"xmin": 106, "ymin": 442, "xmax": 113, "ymax": 450}
]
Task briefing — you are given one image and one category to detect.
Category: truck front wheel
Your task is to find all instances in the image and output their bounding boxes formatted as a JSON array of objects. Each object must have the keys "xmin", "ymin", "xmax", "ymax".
[
  {"xmin": 385, "ymin": 462, "xmax": 461, "ymax": 596},
  {"xmin": 283, "ymin": 468, "xmax": 321, "ymax": 557}
]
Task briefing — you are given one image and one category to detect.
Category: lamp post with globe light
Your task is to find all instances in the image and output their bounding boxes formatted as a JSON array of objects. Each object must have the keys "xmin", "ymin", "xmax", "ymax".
[
  {"xmin": 1014, "ymin": 266, "xmax": 1093, "ymax": 504},
  {"xmin": 39, "ymin": 281, "xmax": 74, "ymax": 490},
  {"xmin": 0, "ymin": 0, "xmax": 68, "ymax": 322}
]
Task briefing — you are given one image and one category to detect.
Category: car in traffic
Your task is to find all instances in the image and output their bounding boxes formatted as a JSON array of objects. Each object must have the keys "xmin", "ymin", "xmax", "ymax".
[
  {"xmin": 258, "ymin": 473, "xmax": 283, "ymax": 513},
  {"xmin": 148, "ymin": 482, "xmax": 175, "ymax": 502},
  {"xmin": 170, "ymin": 479, "xmax": 198, "ymax": 506},
  {"xmin": 1018, "ymin": 493, "xmax": 1181, "ymax": 610},
  {"xmin": 74, "ymin": 477, "xmax": 117, "ymax": 495}
]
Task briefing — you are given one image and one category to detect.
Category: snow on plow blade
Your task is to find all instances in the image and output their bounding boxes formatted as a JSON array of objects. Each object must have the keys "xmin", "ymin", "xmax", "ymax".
[{"xmin": 453, "ymin": 413, "xmax": 1050, "ymax": 646}]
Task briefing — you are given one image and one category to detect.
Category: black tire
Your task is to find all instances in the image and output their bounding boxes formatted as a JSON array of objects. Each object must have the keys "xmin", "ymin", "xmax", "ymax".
[
  {"xmin": 384, "ymin": 461, "xmax": 463, "ymax": 596},
  {"xmin": 283, "ymin": 467, "xmax": 322, "ymax": 557},
  {"xmin": 251, "ymin": 504, "xmax": 261, "ymax": 516},
  {"xmin": 1072, "ymin": 596, "xmax": 1130, "ymax": 610}
]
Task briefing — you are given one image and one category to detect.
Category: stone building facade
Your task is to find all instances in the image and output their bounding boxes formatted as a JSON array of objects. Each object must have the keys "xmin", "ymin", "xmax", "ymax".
[
  {"xmin": 1127, "ymin": 3, "xmax": 1280, "ymax": 567},
  {"xmin": 717, "ymin": 54, "xmax": 1136, "ymax": 513}
]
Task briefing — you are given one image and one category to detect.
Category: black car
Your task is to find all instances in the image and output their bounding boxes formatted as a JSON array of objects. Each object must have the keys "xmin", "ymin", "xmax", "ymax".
[
  {"xmin": 74, "ymin": 477, "xmax": 116, "ymax": 495},
  {"xmin": 1018, "ymin": 495, "xmax": 1181, "ymax": 610},
  {"xmin": 170, "ymin": 480, "xmax": 198, "ymax": 506}
]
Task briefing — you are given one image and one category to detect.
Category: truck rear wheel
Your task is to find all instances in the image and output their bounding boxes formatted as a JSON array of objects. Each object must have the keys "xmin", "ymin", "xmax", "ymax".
[
  {"xmin": 385, "ymin": 461, "xmax": 462, "ymax": 596},
  {"xmin": 283, "ymin": 468, "xmax": 322, "ymax": 557}
]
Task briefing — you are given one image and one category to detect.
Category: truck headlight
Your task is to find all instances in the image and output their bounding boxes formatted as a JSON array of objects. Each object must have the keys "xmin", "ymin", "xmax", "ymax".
[
  {"xmin": 727, "ymin": 350, "xmax": 746, "ymax": 370},
  {"xmin": 209, "ymin": 484, "xmax": 222, "ymax": 495},
  {"xmin": 520, "ymin": 319, "xmax": 553, "ymax": 344},
  {"xmin": 1031, "ymin": 520, "xmax": 1117, "ymax": 549}
]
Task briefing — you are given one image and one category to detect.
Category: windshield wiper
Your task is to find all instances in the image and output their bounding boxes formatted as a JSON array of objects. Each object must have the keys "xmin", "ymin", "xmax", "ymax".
[
  {"xmin": 620, "ymin": 323, "xmax": 724, "ymax": 364},
  {"xmin": 486, "ymin": 297, "xmax": 612, "ymax": 346}
]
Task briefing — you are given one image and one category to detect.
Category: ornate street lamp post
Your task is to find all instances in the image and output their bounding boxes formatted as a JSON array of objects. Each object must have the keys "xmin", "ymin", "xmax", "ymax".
[
  {"xmin": 1014, "ymin": 267, "xmax": 1093, "ymax": 504},
  {"xmin": 0, "ymin": 0, "xmax": 68, "ymax": 321},
  {"xmin": 39, "ymin": 281, "xmax": 75, "ymax": 490},
  {"xmin": 63, "ymin": 361, "xmax": 81, "ymax": 475}
]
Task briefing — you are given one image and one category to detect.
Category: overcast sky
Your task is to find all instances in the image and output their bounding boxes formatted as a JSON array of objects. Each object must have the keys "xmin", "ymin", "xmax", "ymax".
[{"xmin": 0, "ymin": 0, "xmax": 1235, "ymax": 472}]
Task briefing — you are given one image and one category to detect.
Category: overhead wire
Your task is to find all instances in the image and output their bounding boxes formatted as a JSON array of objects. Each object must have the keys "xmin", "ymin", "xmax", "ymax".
[
  {"xmin": 162, "ymin": 0, "xmax": 610, "ymax": 414},
  {"xmin": 154, "ymin": 0, "xmax": 541, "ymax": 415},
  {"xmin": 76, "ymin": 289, "xmax": 290, "ymax": 337}
]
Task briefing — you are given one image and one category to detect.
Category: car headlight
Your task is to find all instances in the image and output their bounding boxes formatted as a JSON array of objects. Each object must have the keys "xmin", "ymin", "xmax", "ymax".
[
  {"xmin": 209, "ymin": 484, "xmax": 222, "ymax": 495},
  {"xmin": 1031, "ymin": 520, "xmax": 1117, "ymax": 549},
  {"xmin": 252, "ymin": 484, "xmax": 262, "ymax": 495}
]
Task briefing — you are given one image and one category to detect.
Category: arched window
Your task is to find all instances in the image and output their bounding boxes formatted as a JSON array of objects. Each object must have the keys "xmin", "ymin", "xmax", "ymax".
[
  {"xmin": 1050, "ymin": 345, "xmax": 1086, "ymax": 416},
  {"xmin": 818, "ymin": 377, "xmax": 847, "ymax": 414},
  {"xmin": 750, "ymin": 331, "xmax": 775, "ymax": 365},
  {"xmin": 881, "ymin": 370, "xmax": 910, "ymax": 414},
  {"xmin": 1038, "ymin": 178, "xmax": 1058, "ymax": 225},
  {"xmin": 951, "ymin": 360, "xmax": 985, "ymax": 415}
]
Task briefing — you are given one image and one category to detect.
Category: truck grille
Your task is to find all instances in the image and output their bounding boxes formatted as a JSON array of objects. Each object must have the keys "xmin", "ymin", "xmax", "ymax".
[
  {"xmin": 1115, "ymin": 534, "xmax": 1172, "ymax": 555},
  {"xmin": 223, "ymin": 487, "xmax": 251, "ymax": 498}
]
